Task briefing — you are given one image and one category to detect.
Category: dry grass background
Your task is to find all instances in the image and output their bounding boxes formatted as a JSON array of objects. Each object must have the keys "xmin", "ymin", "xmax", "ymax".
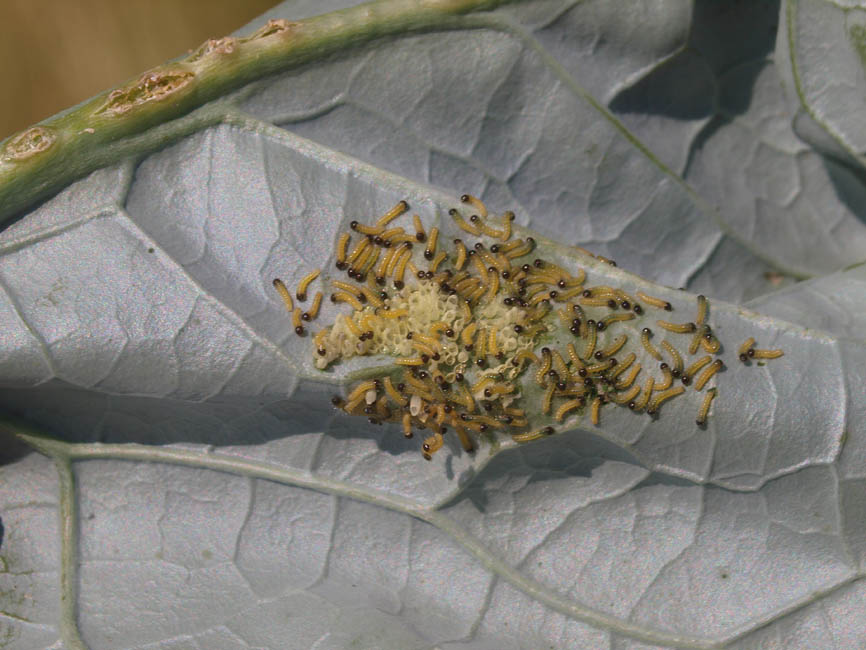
[{"xmin": 0, "ymin": 0, "xmax": 278, "ymax": 141}]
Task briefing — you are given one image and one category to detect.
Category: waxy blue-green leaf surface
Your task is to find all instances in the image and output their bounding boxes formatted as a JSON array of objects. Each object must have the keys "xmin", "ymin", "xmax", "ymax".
[{"xmin": 2, "ymin": 1, "xmax": 866, "ymax": 648}]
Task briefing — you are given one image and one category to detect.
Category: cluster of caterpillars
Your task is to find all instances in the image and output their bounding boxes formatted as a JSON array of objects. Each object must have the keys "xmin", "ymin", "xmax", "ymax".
[{"xmin": 273, "ymin": 195, "xmax": 783, "ymax": 460}]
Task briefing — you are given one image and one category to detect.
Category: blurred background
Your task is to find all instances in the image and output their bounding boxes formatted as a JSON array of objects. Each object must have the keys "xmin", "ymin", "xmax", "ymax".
[{"xmin": 0, "ymin": 0, "xmax": 278, "ymax": 141}]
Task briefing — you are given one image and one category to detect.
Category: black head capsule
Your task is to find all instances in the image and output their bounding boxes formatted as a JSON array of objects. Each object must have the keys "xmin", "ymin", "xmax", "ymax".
[
  {"xmin": 664, "ymin": 302, "xmax": 673, "ymax": 311},
  {"xmin": 350, "ymin": 220, "xmax": 359, "ymax": 230},
  {"xmin": 455, "ymin": 372, "xmax": 464, "ymax": 382},
  {"xmin": 596, "ymin": 320, "xmax": 606, "ymax": 331},
  {"xmin": 383, "ymin": 240, "xmax": 392, "ymax": 248},
  {"xmin": 375, "ymin": 276, "xmax": 385, "ymax": 286},
  {"xmin": 643, "ymin": 327, "xmax": 651, "ymax": 335},
  {"xmin": 514, "ymin": 325, "xmax": 523, "ymax": 334},
  {"xmin": 418, "ymin": 371, "xmax": 428, "ymax": 379},
  {"xmin": 681, "ymin": 375, "xmax": 692, "ymax": 386},
  {"xmin": 424, "ymin": 249, "xmax": 434, "ymax": 260},
  {"xmin": 295, "ymin": 325, "xmax": 305, "ymax": 336},
  {"xmin": 449, "ymin": 208, "xmax": 458, "ymax": 216},
  {"xmin": 594, "ymin": 351, "xmax": 604, "ymax": 360},
  {"xmin": 416, "ymin": 232, "xmax": 426, "ymax": 243},
  {"xmin": 556, "ymin": 381, "xmax": 567, "ymax": 391},
  {"xmin": 501, "ymin": 270, "xmax": 510, "ymax": 279},
  {"xmin": 739, "ymin": 353, "xmax": 749, "ymax": 363},
  {"xmin": 445, "ymin": 328, "xmax": 455, "ymax": 337},
  {"xmin": 301, "ymin": 312, "xmax": 311, "ymax": 322},
  {"xmin": 558, "ymin": 279, "xmax": 566, "ymax": 288},
  {"xmin": 373, "ymin": 236, "xmax": 383, "ymax": 246},
  {"xmin": 620, "ymin": 300, "xmax": 630, "ymax": 310},
  {"xmin": 534, "ymin": 258, "xmax": 544, "ymax": 268},
  {"xmin": 544, "ymin": 426, "xmax": 554, "ymax": 435},
  {"xmin": 474, "ymin": 242, "xmax": 484, "ymax": 251},
  {"xmin": 336, "ymin": 261, "xmax": 348, "ymax": 270},
  {"xmin": 317, "ymin": 348, "xmax": 326, "ymax": 356},
  {"xmin": 633, "ymin": 304, "xmax": 643, "ymax": 315},
  {"xmin": 607, "ymin": 299, "xmax": 617, "ymax": 309},
  {"xmin": 490, "ymin": 244, "xmax": 500, "ymax": 253},
  {"xmin": 570, "ymin": 326, "xmax": 580, "ymax": 336},
  {"xmin": 394, "ymin": 280, "xmax": 404, "ymax": 290},
  {"xmin": 628, "ymin": 401, "xmax": 637, "ymax": 410},
  {"xmin": 470, "ymin": 214, "xmax": 480, "ymax": 223},
  {"xmin": 476, "ymin": 358, "xmax": 486, "ymax": 368},
  {"xmin": 331, "ymin": 396, "xmax": 343, "ymax": 407}
]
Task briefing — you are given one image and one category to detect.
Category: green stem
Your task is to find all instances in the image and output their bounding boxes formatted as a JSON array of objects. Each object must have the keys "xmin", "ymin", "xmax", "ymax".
[{"xmin": 0, "ymin": 0, "xmax": 510, "ymax": 220}]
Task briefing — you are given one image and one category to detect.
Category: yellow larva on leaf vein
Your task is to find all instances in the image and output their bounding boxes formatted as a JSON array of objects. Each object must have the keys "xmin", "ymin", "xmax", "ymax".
[{"xmin": 696, "ymin": 388, "xmax": 717, "ymax": 426}]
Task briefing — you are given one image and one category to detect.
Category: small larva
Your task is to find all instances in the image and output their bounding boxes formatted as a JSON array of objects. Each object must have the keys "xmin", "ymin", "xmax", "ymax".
[
  {"xmin": 555, "ymin": 398, "xmax": 584, "ymax": 422},
  {"xmin": 347, "ymin": 379, "xmax": 377, "ymax": 403},
  {"xmin": 551, "ymin": 349, "xmax": 570, "ymax": 380},
  {"xmin": 682, "ymin": 355, "xmax": 712, "ymax": 385},
  {"xmin": 303, "ymin": 291, "xmax": 323, "ymax": 321},
  {"xmin": 636, "ymin": 291, "xmax": 672, "ymax": 311},
  {"xmin": 535, "ymin": 348, "xmax": 552, "ymax": 385},
  {"xmin": 512, "ymin": 426, "xmax": 555, "ymax": 444},
  {"xmin": 586, "ymin": 358, "xmax": 615, "ymax": 375},
  {"xmin": 657, "ymin": 319, "xmax": 697, "ymax": 334},
  {"xmin": 460, "ymin": 193, "xmax": 488, "ymax": 218},
  {"xmin": 659, "ymin": 340, "xmax": 683, "ymax": 375},
  {"xmin": 272, "ymin": 278, "xmax": 294, "ymax": 313},
  {"xmin": 542, "ymin": 383, "xmax": 556, "ymax": 414},
  {"xmin": 513, "ymin": 349, "xmax": 539, "ymax": 368},
  {"xmin": 688, "ymin": 325, "xmax": 707, "ymax": 355},
  {"xmin": 461, "ymin": 321, "xmax": 479, "ymax": 346},
  {"xmin": 331, "ymin": 290, "xmax": 365, "ymax": 311},
  {"xmin": 393, "ymin": 246, "xmax": 412, "ymax": 287},
  {"xmin": 694, "ymin": 359, "xmax": 723, "ymax": 391},
  {"xmin": 700, "ymin": 334, "xmax": 720, "ymax": 354},
  {"xmin": 696, "ymin": 387, "xmax": 717, "ymax": 426},
  {"xmin": 449, "ymin": 207, "xmax": 482, "ymax": 235},
  {"xmin": 410, "ymin": 213, "xmax": 426, "ymax": 243},
  {"xmin": 609, "ymin": 353, "xmax": 636, "ymax": 381},
  {"xmin": 422, "ymin": 432, "xmax": 444, "ymax": 460},
  {"xmin": 640, "ymin": 328, "xmax": 662, "ymax": 361},
  {"xmin": 695, "ymin": 294, "xmax": 708, "ymax": 326},
  {"xmin": 583, "ymin": 320, "xmax": 597, "ymax": 359},
  {"xmin": 632, "ymin": 376, "xmax": 654, "ymax": 411},
  {"xmin": 384, "ymin": 376, "xmax": 408, "ymax": 406},
  {"xmin": 488, "ymin": 328, "xmax": 499, "ymax": 357},
  {"xmin": 335, "ymin": 232, "xmax": 351, "ymax": 269},
  {"xmin": 378, "ymin": 308, "xmax": 408, "ymax": 319},
  {"xmin": 614, "ymin": 362, "xmax": 641, "ymax": 390},
  {"xmin": 389, "ymin": 243, "xmax": 412, "ymax": 278},
  {"xmin": 647, "ymin": 385, "xmax": 685, "ymax": 415},
  {"xmin": 402, "ymin": 412, "xmax": 413, "ymax": 438},
  {"xmin": 358, "ymin": 286, "xmax": 384, "ymax": 308},
  {"xmin": 376, "ymin": 200, "xmax": 409, "ymax": 227},
  {"xmin": 346, "ymin": 236, "xmax": 369, "ymax": 266},
  {"xmin": 599, "ymin": 312, "xmax": 635, "ymax": 329},
  {"xmin": 425, "ymin": 227, "xmax": 440, "ymax": 260},
  {"xmin": 751, "ymin": 347, "xmax": 784, "ymax": 360},
  {"xmin": 503, "ymin": 239, "xmax": 533, "ymax": 259},
  {"xmin": 655, "ymin": 363, "xmax": 673, "ymax": 390},
  {"xmin": 353, "ymin": 222, "xmax": 384, "ymax": 236},
  {"xmin": 430, "ymin": 250, "xmax": 448, "ymax": 273},
  {"xmin": 454, "ymin": 422, "xmax": 475, "ymax": 452},
  {"xmin": 292, "ymin": 307, "xmax": 305, "ymax": 335},
  {"xmin": 590, "ymin": 396, "xmax": 603, "ymax": 425},
  {"xmin": 295, "ymin": 269, "xmax": 320, "ymax": 301},
  {"xmin": 610, "ymin": 384, "xmax": 641, "ymax": 405},
  {"xmin": 498, "ymin": 211, "xmax": 514, "ymax": 241},
  {"xmin": 738, "ymin": 337, "xmax": 756, "ymax": 362}
]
